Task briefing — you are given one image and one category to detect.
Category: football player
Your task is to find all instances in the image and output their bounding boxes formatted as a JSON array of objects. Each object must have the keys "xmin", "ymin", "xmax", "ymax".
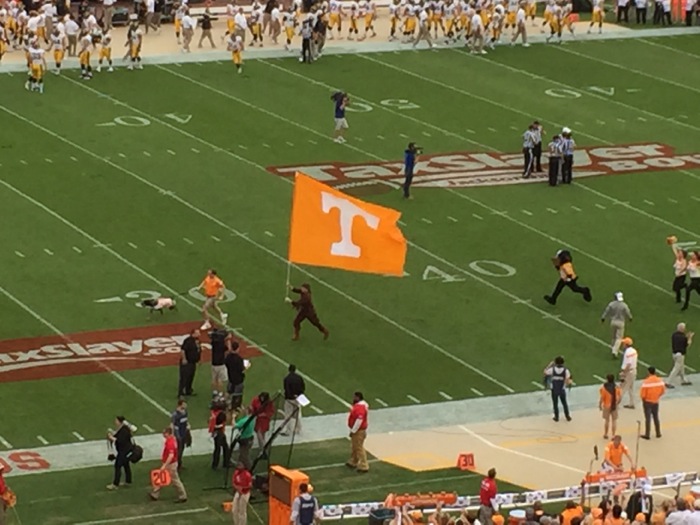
[
  {"xmin": 97, "ymin": 30, "xmax": 113, "ymax": 72},
  {"xmin": 226, "ymin": 33, "xmax": 244, "ymax": 74}
]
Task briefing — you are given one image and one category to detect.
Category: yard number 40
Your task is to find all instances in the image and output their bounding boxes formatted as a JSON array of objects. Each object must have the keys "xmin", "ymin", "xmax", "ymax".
[{"xmin": 97, "ymin": 113, "xmax": 193, "ymax": 128}]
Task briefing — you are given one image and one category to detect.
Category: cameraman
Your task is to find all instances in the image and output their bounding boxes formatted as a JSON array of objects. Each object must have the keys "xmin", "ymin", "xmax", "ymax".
[
  {"xmin": 106, "ymin": 416, "xmax": 133, "ymax": 490},
  {"xmin": 403, "ymin": 142, "xmax": 421, "ymax": 199}
]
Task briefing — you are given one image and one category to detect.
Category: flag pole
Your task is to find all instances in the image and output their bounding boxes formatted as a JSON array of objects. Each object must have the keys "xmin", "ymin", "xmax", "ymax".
[{"xmin": 285, "ymin": 262, "xmax": 292, "ymax": 301}]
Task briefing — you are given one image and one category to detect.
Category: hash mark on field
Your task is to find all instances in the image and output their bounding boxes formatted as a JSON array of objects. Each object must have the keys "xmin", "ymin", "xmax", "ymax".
[
  {"xmin": 470, "ymin": 388, "xmax": 484, "ymax": 397},
  {"xmin": 398, "ymin": 220, "xmax": 406, "ymax": 226},
  {"xmin": 355, "ymin": 137, "xmax": 364, "ymax": 142},
  {"xmin": 211, "ymin": 235, "xmax": 221, "ymax": 242},
  {"xmin": 15, "ymin": 251, "xmax": 25, "ymax": 258},
  {"xmin": 377, "ymin": 135, "xmax": 385, "ymax": 140},
  {"xmin": 72, "ymin": 431, "xmax": 85, "ymax": 441},
  {"xmin": 521, "ymin": 209, "xmax": 533, "ymax": 216},
  {"xmin": 407, "ymin": 394, "xmax": 421, "ymax": 404},
  {"xmin": 422, "ymin": 131, "xmax": 431, "ymax": 137},
  {"xmin": 472, "ymin": 213, "xmax": 484, "ymax": 220},
  {"xmin": 45, "ymin": 158, "xmax": 53, "ymax": 163},
  {"xmin": 191, "ymin": 148, "xmax": 200, "ymax": 153},
  {"xmin": 678, "ymin": 115, "xmax": 689, "ymax": 120},
  {"xmin": 668, "ymin": 198, "xmax": 678, "ymax": 204},
  {"xmin": 308, "ymin": 139, "xmax": 317, "ymax": 145},
  {"xmin": 691, "ymin": 196, "xmax": 700, "ymax": 202},
  {"xmin": 616, "ymin": 118, "xmax": 626, "ymax": 123},
  {"xmin": 264, "ymin": 231, "xmax": 275, "ymax": 237},
  {"xmin": 574, "ymin": 121, "xmax": 583, "ymax": 127},
  {"xmin": 167, "ymin": 149, "xmax": 176, "ymax": 155},
  {"xmin": 593, "ymin": 374, "xmax": 606, "ymax": 382},
  {"xmin": 70, "ymin": 156, "xmax": 78, "ymax": 162},
  {"xmin": 310, "ymin": 405, "xmax": 324, "ymax": 414},
  {"xmin": 143, "ymin": 424, "xmax": 155, "ymax": 433},
  {"xmin": 421, "ymin": 218, "xmax": 433, "ymax": 224},
  {"xmin": 286, "ymin": 141, "xmax": 295, "ymax": 147},
  {"xmin": 448, "ymin": 216, "xmax": 458, "ymax": 222},
  {"xmin": 375, "ymin": 398, "xmax": 389, "ymax": 407},
  {"xmin": 596, "ymin": 120, "xmax": 606, "ymax": 126},
  {"xmin": 487, "ymin": 127, "xmax": 498, "ymax": 132},
  {"xmin": 143, "ymin": 151, "xmax": 151, "ymax": 157},
  {"xmin": 238, "ymin": 144, "xmax": 248, "ymax": 150},
  {"xmin": 439, "ymin": 391, "xmax": 453, "ymax": 400},
  {"xmin": 643, "ymin": 200, "xmax": 655, "ymax": 206},
  {"xmin": 262, "ymin": 143, "xmax": 271, "ymax": 148},
  {"xmin": 399, "ymin": 133, "xmax": 409, "ymax": 138},
  {"xmin": 638, "ymin": 117, "xmax": 647, "ymax": 122},
  {"xmin": 466, "ymin": 129, "xmax": 475, "ymax": 134},
  {"xmin": 128, "ymin": 242, "xmax": 138, "ymax": 249},
  {"xmin": 20, "ymin": 160, "xmax": 27, "ymax": 165},
  {"xmin": 156, "ymin": 240, "xmax": 166, "ymax": 247},
  {"xmin": 37, "ymin": 435, "xmax": 49, "ymax": 445},
  {"xmin": 571, "ymin": 205, "xmax": 582, "ymax": 212},
  {"xmin": 73, "ymin": 246, "xmax": 82, "ymax": 253},
  {"xmin": 595, "ymin": 204, "xmax": 606, "ymax": 210},
  {"xmin": 546, "ymin": 208, "xmax": 558, "ymax": 214},
  {"xmin": 118, "ymin": 153, "xmax": 127, "ymax": 158},
  {"xmin": 531, "ymin": 381, "xmax": 545, "ymax": 390},
  {"xmin": 183, "ymin": 237, "xmax": 194, "ymax": 245},
  {"xmin": 510, "ymin": 126, "xmax": 519, "ymax": 131},
  {"xmin": 0, "ymin": 436, "xmax": 12, "ymax": 448},
  {"xmin": 44, "ymin": 248, "xmax": 54, "ymax": 256}
]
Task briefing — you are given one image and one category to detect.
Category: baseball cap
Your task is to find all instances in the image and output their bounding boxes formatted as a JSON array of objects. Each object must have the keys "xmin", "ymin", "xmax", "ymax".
[
  {"xmin": 615, "ymin": 292, "xmax": 624, "ymax": 301},
  {"xmin": 621, "ymin": 337, "xmax": 633, "ymax": 346}
]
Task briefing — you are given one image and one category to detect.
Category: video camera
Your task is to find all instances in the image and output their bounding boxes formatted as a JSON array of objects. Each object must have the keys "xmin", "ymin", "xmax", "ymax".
[{"xmin": 407, "ymin": 142, "xmax": 423, "ymax": 155}]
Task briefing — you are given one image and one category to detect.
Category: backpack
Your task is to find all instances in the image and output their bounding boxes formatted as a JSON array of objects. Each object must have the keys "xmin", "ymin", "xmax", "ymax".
[{"xmin": 128, "ymin": 442, "xmax": 144, "ymax": 464}]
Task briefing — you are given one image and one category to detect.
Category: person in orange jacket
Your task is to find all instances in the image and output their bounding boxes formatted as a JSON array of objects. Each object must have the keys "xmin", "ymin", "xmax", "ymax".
[{"xmin": 639, "ymin": 366, "xmax": 666, "ymax": 440}]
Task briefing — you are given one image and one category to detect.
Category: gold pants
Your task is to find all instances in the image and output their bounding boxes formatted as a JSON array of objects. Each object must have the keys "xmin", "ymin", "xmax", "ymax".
[{"xmin": 348, "ymin": 429, "xmax": 369, "ymax": 471}]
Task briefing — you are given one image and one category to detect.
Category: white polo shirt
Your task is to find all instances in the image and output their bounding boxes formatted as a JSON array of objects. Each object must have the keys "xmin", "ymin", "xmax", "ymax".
[
  {"xmin": 181, "ymin": 14, "xmax": 196, "ymax": 28},
  {"xmin": 516, "ymin": 7, "xmax": 526, "ymax": 24},
  {"xmin": 621, "ymin": 347, "xmax": 638, "ymax": 373},
  {"xmin": 146, "ymin": 0, "xmax": 155, "ymax": 13},
  {"xmin": 471, "ymin": 13, "xmax": 483, "ymax": 32},
  {"xmin": 234, "ymin": 11, "xmax": 248, "ymax": 29}
]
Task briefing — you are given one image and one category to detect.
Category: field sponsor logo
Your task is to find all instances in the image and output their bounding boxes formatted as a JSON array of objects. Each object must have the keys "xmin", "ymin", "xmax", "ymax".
[
  {"xmin": 267, "ymin": 143, "xmax": 700, "ymax": 190},
  {"xmin": 0, "ymin": 323, "xmax": 262, "ymax": 383}
]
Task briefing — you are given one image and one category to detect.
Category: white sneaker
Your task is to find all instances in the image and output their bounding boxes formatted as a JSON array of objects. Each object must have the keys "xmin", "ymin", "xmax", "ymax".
[
  {"xmin": 108, "ymin": 67, "xmax": 114, "ymax": 72},
  {"xmin": 96, "ymin": 66, "xmax": 101, "ymax": 73},
  {"xmin": 201, "ymin": 321, "xmax": 211, "ymax": 330},
  {"xmin": 221, "ymin": 313, "xmax": 229, "ymax": 324}
]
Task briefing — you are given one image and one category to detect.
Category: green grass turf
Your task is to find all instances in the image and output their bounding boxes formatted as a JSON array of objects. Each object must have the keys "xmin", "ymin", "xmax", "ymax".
[
  {"xmin": 6, "ymin": 439, "xmax": 523, "ymax": 524},
  {"xmin": 0, "ymin": 33, "xmax": 699, "ymax": 520}
]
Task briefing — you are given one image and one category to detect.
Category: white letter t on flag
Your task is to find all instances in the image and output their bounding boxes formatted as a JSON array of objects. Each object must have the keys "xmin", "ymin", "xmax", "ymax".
[{"xmin": 321, "ymin": 192, "xmax": 380, "ymax": 258}]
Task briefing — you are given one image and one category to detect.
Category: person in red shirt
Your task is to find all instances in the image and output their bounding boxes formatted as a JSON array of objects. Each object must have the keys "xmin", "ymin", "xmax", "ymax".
[
  {"xmin": 0, "ymin": 463, "xmax": 9, "ymax": 525},
  {"xmin": 345, "ymin": 391, "xmax": 369, "ymax": 473},
  {"xmin": 250, "ymin": 392, "xmax": 275, "ymax": 449},
  {"xmin": 149, "ymin": 427, "xmax": 188, "ymax": 503},
  {"xmin": 231, "ymin": 462, "xmax": 253, "ymax": 525},
  {"xmin": 478, "ymin": 468, "xmax": 498, "ymax": 525}
]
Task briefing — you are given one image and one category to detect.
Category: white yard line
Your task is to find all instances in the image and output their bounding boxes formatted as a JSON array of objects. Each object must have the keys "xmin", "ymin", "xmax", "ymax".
[
  {"xmin": 142, "ymin": 424, "xmax": 155, "ymax": 433},
  {"xmin": 156, "ymin": 240, "xmax": 166, "ymax": 247},
  {"xmin": 439, "ymin": 391, "xmax": 453, "ymax": 400},
  {"xmin": 310, "ymin": 405, "xmax": 324, "ymax": 414},
  {"xmin": 0, "ymin": 436, "xmax": 12, "ymax": 448},
  {"xmin": 127, "ymin": 242, "xmax": 138, "ymax": 249},
  {"xmin": 639, "ymin": 38, "xmax": 700, "ymax": 59},
  {"xmin": 593, "ymin": 374, "xmax": 607, "ymax": 382},
  {"xmin": 407, "ymin": 394, "xmax": 421, "ymax": 404},
  {"xmin": 74, "ymin": 508, "xmax": 209, "ymax": 525},
  {"xmin": 37, "ymin": 435, "xmax": 49, "ymax": 445}
]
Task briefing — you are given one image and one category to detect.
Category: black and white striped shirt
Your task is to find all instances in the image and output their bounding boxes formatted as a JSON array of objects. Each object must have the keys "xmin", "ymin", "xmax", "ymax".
[
  {"xmin": 562, "ymin": 137, "xmax": 576, "ymax": 156},
  {"xmin": 522, "ymin": 130, "xmax": 536, "ymax": 149}
]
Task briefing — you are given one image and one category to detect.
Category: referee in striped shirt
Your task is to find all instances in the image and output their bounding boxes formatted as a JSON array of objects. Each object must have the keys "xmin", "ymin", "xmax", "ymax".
[
  {"xmin": 522, "ymin": 124, "xmax": 536, "ymax": 178},
  {"xmin": 561, "ymin": 127, "xmax": 575, "ymax": 184},
  {"xmin": 532, "ymin": 121, "xmax": 544, "ymax": 172}
]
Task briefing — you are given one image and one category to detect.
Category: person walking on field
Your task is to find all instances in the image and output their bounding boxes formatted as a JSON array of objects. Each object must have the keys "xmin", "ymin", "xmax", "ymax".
[
  {"xmin": 231, "ymin": 462, "xmax": 252, "ymax": 525},
  {"xmin": 198, "ymin": 269, "xmax": 228, "ymax": 330},
  {"xmin": 345, "ymin": 392, "xmax": 370, "ymax": 473},
  {"xmin": 666, "ymin": 322, "xmax": 693, "ymax": 388},
  {"xmin": 286, "ymin": 283, "xmax": 329, "ymax": 341},
  {"xmin": 601, "ymin": 292, "xmax": 633, "ymax": 358},
  {"xmin": 149, "ymin": 427, "xmax": 187, "ymax": 503},
  {"xmin": 639, "ymin": 366, "xmax": 665, "ymax": 440},
  {"xmin": 599, "ymin": 374, "xmax": 622, "ymax": 439},
  {"xmin": 544, "ymin": 356, "xmax": 572, "ymax": 422},
  {"xmin": 281, "ymin": 364, "xmax": 305, "ymax": 435},
  {"xmin": 619, "ymin": 337, "xmax": 639, "ymax": 409}
]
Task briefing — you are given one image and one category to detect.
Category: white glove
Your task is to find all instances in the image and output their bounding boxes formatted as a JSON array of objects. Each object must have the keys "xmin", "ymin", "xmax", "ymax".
[{"xmin": 284, "ymin": 297, "xmax": 292, "ymax": 304}]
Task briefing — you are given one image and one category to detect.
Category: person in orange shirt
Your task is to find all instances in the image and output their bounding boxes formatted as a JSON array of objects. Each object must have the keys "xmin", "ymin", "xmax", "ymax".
[
  {"xmin": 198, "ymin": 269, "xmax": 228, "ymax": 330},
  {"xmin": 639, "ymin": 366, "xmax": 665, "ymax": 440},
  {"xmin": 560, "ymin": 499, "xmax": 584, "ymax": 525},
  {"xmin": 599, "ymin": 374, "xmax": 622, "ymax": 439},
  {"xmin": 603, "ymin": 435, "xmax": 633, "ymax": 472}
]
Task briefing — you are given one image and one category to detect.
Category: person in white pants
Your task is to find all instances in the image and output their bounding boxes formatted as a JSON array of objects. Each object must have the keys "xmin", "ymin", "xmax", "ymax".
[{"xmin": 619, "ymin": 337, "xmax": 638, "ymax": 409}]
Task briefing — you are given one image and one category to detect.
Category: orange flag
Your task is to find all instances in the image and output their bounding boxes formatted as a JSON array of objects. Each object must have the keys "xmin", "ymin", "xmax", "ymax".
[{"xmin": 288, "ymin": 173, "xmax": 407, "ymax": 277}]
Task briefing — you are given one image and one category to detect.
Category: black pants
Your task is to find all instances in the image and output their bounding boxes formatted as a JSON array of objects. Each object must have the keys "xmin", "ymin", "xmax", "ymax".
[
  {"xmin": 682, "ymin": 278, "xmax": 700, "ymax": 309},
  {"xmin": 636, "ymin": 7, "xmax": 647, "ymax": 22},
  {"xmin": 686, "ymin": 10, "xmax": 694, "ymax": 25},
  {"xmin": 212, "ymin": 432, "xmax": 230, "ymax": 468},
  {"xmin": 549, "ymin": 278, "xmax": 591, "ymax": 304},
  {"xmin": 113, "ymin": 452, "xmax": 132, "ymax": 485},
  {"xmin": 523, "ymin": 147, "xmax": 534, "ymax": 178},
  {"xmin": 177, "ymin": 436, "xmax": 186, "ymax": 468},
  {"xmin": 643, "ymin": 401, "xmax": 661, "ymax": 437},
  {"xmin": 653, "ymin": 2, "xmax": 662, "ymax": 23},
  {"xmin": 617, "ymin": 3, "xmax": 629, "ymax": 22},
  {"xmin": 548, "ymin": 157, "xmax": 561, "ymax": 186},
  {"xmin": 178, "ymin": 363, "xmax": 196, "ymax": 396},
  {"xmin": 533, "ymin": 142, "xmax": 543, "ymax": 171},
  {"xmin": 403, "ymin": 169, "xmax": 414, "ymax": 198},
  {"xmin": 661, "ymin": 10, "xmax": 672, "ymax": 24},
  {"xmin": 301, "ymin": 38, "xmax": 312, "ymax": 63},
  {"xmin": 551, "ymin": 389, "xmax": 570, "ymax": 421},
  {"xmin": 562, "ymin": 155, "xmax": 573, "ymax": 183},
  {"xmin": 673, "ymin": 275, "xmax": 687, "ymax": 303}
]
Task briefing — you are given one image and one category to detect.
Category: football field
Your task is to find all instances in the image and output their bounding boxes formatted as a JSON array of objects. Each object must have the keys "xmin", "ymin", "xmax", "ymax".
[{"xmin": 1, "ymin": 33, "xmax": 700, "ymax": 523}]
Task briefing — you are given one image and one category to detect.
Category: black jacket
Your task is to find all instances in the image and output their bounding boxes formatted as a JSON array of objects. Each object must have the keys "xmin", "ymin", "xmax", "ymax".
[
  {"xmin": 284, "ymin": 372, "xmax": 306, "ymax": 400},
  {"xmin": 113, "ymin": 425, "xmax": 133, "ymax": 454}
]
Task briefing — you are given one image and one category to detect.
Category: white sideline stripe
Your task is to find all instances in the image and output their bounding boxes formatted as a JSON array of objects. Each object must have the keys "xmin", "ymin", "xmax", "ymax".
[
  {"xmin": 72, "ymin": 432, "xmax": 85, "ymax": 441},
  {"xmin": 531, "ymin": 381, "xmax": 545, "ymax": 390},
  {"xmin": 0, "ymin": 255, "xmax": 169, "ymax": 415},
  {"xmin": 459, "ymin": 425, "xmax": 583, "ymax": 474},
  {"xmin": 37, "ymin": 435, "xmax": 49, "ymax": 445},
  {"xmin": 375, "ymin": 398, "xmax": 389, "ymax": 407},
  {"xmin": 639, "ymin": 38, "xmax": 700, "ymax": 59},
  {"xmin": 0, "ymin": 124, "xmax": 350, "ymax": 409},
  {"xmin": 74, "ymin": 508, "xmax": 209, "ymax": 524},
  {"xmin": 593, "ymin": 374, "xmax": 607, "ymax": 382},
  {"xmin": 439, "ymin": 391, "xmax": 453, "ymax": 400},
  {"xmin": 407, "ymin": 395, "xmax": 421, "ymax": 404},
  {"xmin": 47, "ymin": 77, "xmax": 515, "ymax": 394},
  {"xmin": 0, "ymin": 436, "xmax": 12, "ymax": 448},
  {"xmin": 470, "ymin": 388, "xmax": 484, "ymax": 397}
]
